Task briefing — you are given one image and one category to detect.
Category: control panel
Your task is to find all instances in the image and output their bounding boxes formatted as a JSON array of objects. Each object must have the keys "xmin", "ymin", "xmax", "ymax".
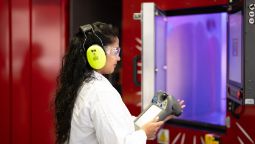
[{"xmin": 244, "ymin": 0, "xmax": 255, "ymax": 105}]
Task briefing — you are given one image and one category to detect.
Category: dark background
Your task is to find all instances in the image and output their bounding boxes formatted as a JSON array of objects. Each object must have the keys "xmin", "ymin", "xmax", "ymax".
[
  {"xmin": 70, "ymin": 0, "xmax": 122, "ymax": 39},
  {"xmin": 70, "ymin": 0, "xmax": 122, "ymax": 94}
]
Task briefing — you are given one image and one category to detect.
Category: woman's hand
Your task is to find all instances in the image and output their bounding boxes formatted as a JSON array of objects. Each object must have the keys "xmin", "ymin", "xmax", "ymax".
[
  {"xmin": 141, "ymin": 99, "xmax": 185, "ymax": 140},
  {"xmin": 141, "ymin": 117, "xmax": 164, "ymax": 140},
  {"xmin": 177, "ymin": 99, "xmax": 186, "ymax": 110},
  {"xmin": 163, "ymin": 99, "xmax": 185, "ymax": 122}
]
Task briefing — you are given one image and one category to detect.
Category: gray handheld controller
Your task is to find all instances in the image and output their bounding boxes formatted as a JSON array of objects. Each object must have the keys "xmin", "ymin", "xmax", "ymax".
[{"xmin": 134, "ymin": 91, "xmax": 182, "ymax": 128}]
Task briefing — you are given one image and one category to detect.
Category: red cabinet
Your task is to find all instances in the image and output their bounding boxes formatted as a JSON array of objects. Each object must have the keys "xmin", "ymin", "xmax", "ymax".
[{"xmin": 0, "ymin": 0, "xmax": 68, "ymax": 144}]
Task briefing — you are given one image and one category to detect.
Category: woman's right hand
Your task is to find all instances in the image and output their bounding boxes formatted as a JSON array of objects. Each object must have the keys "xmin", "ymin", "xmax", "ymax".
[{"xmin": 141, "ymin": 117, "xmax": 164, "ymax": 140}]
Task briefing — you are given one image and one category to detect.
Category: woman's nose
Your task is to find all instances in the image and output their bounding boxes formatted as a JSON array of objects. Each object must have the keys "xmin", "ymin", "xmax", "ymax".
[{"xmin": 117, "ymin": 56, "xmax": 121, "ymax": 61}]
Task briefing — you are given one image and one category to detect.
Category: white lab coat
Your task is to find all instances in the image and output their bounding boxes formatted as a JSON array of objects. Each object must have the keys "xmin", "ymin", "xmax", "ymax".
[{"xmin": 69, "ymin": 71, "xmax": 147, "ymax": 144}]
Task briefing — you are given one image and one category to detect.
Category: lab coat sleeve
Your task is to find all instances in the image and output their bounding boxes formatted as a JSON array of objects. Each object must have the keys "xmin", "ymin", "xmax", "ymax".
[
  {"xmin": 131, "ymin": 116, "xmax": 137, "ymax": 121},
  {"xmin": 90, "ymin": 92, "xmax": 147, "ymax": 144}
]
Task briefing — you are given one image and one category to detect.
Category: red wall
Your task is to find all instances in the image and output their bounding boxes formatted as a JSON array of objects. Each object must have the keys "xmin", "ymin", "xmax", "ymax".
[
  {"xmin": 0, "ymin": 0, "xmax": 68, "ymax": 143},
  {"xmin": 0, "ymin": 0, "xmax": 11, "ymax": 143}
]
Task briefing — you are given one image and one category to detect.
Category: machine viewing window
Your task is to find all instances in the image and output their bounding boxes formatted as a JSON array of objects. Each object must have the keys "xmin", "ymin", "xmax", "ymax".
[
  {"xmin": 154, "ymin": 11, "xmax": 227, "ymax": 132},
  {"xmin": 226, "ymin": 7, "xmax": 244, "ymax": 105},
  {"xmin": 228, "ymin": 10, "xmax": 243, "ymax": 87}
]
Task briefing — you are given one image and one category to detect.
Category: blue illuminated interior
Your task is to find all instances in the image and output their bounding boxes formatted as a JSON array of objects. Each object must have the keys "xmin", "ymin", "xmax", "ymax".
[{"xmin": 155, "ymin": 13, "xmax": 227, "ymax": 126}]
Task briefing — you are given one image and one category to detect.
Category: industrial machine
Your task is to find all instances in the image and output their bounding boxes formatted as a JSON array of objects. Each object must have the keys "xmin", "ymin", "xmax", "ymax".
[{"xmin": 122, "ymin": 0, "xmax": 255, "ymax": 143}]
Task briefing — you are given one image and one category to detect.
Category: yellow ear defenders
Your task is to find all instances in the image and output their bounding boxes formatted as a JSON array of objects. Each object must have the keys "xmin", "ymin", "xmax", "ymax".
[{"xmin": 80, "ymin": 24, "xmax": 106, "ymax": 69}]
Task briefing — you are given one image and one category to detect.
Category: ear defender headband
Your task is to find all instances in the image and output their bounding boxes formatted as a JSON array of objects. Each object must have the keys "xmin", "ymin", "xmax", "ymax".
[{"xmin": 80, "ymin": 24, "xmax": 106, "ymax": 69}]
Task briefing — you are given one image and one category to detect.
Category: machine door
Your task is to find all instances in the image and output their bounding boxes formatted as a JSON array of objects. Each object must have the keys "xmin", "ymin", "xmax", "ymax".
[{"xmin": 141, "ymin": 2, "xmax": 167, "ymax": 110}]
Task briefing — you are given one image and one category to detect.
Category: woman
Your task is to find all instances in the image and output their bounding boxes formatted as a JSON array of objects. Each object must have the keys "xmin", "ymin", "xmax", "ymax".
[{"xmin": 54, "ymin": 22, "xmax": 172, "ymax": 144}]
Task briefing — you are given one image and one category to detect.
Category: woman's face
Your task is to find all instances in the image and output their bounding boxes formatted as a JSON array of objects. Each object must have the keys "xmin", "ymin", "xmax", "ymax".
[{"xmin": 97, "ymin": 37, "xmax": 121, "ymax": 74}]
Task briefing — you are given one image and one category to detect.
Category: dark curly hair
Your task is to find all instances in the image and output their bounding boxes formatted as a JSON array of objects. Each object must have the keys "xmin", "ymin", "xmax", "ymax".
[{"xmin": 54, "ymin": 22, "xmax": 118, "ymax": 144}]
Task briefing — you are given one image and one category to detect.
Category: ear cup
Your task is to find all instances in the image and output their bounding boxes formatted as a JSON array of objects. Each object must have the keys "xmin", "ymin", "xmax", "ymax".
[{"xmin": 86, "ymin": 44, "xmax": 106, "ymax": 69}]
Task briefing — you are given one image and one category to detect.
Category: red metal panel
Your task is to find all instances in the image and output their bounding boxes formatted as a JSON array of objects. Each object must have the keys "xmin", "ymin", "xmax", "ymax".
[
  {"xmin": 11, "ymin": 0, "xmax": 31, "ymax": 143},
  {"xmin": 0, "ymin": 0, "xmax": 11, "ymax": 143},
  {"xmin": 153, "ymin": 0, "xmax": 227, "ymax": 10},
  {"xmin": 121, "ymin": 0, "xmax": 142, "ymax": 116},
  {"xmin": 222, "ymin": 107, "xmax": 255, "ymax": 143},
  {"xmin": 31, "ymin": 0, "xmax": 67, "ymax": 143}
]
